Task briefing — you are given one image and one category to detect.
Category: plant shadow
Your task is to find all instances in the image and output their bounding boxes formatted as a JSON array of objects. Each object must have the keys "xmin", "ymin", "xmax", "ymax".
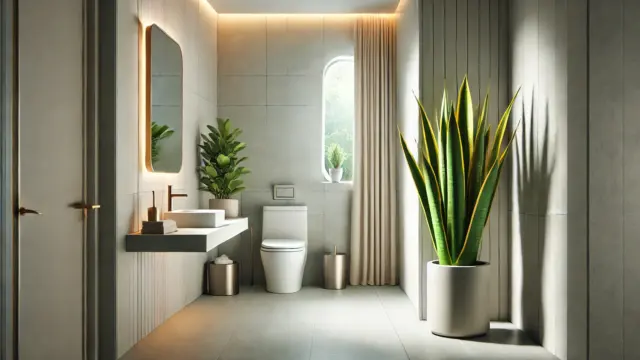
[
  {"xmin": 510, "ymin": 90, "xmax": 556, "ymax": 344},
  {"xmin": 466, "ymin": 327, "xmax": 539, "ymax": 346}
]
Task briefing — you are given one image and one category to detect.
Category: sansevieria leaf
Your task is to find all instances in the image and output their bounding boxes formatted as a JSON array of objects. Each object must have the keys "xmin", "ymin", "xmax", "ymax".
[
  {"xmin": 487, "ymin": 88, "xmax": 520, "ymax": 167},
  {"xmin": 438, "ymin": 91, "xmax": 448, "ymax": 209},
  {"xmin": 446, "ymin": 107, "xmax": 466, "ymax": 261},
  {"xmin": 456, "ymin": 157, "xmax": 504, "ymax": 265},
  {"xmin": 416, "ymin": 94, "xmax": 439, "ymax": 170},
  {"xmin": 400, "ymin": 133, "xmax": 452, "ymax": 264},
  {"xmin": 456, "ymin": 76, "xmax": 474, "ymax": 172}
]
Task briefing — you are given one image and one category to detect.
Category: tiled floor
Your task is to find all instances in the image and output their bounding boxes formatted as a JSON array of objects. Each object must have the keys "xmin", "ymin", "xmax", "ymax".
[{"xmin": 120, "ymin": 286, "xmax": 558, "ymax": 360}]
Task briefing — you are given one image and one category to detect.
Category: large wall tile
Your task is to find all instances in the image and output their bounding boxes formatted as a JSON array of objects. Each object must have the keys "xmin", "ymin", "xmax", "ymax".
[
  {"xmin": 218, "ymin": 16, "xmax": 266, "ymax": 75},
  {"xmin": 217, "ymin": 106, "xmax": 270, "ymax": 190},
  {"xmin": 267, "ymin": 16, "xmax": 324, "ymax": 75},
  {"xmin": 267, "ymin": 75, "xmax": 322, "ymax": 106},
  {"xmin": 218, "ymin": 76, "xmax": 267, "ymax": 106},
  {"xmin": 265, "ymin": 106, "xmax": 324, "ymax": 185},
  {"xmin": 322, "ymin": 17, "xmax": 356, "ymax": 63},
  {"xmin": 324, "ymin": 191, "xmax": 351, "ymax": 254},
  {"xmin": 588, "ymin": 1, "xmax": 625, "ymax": 359},
  {"xmin": 303, "ymin": 214, "xmax": 326, "ymax": 286}
]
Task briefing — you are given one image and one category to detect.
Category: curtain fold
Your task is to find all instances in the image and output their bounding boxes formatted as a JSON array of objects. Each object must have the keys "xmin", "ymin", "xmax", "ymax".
[{"xmin": 350, "ymin": 16, "xmax": 397, "ymax": 286}]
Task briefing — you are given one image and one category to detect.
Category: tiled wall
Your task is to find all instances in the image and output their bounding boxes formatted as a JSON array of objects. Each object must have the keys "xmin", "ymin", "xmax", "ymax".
[
  {"xmin": 216, "ymin": 15, "xmax": 355, "ymax": 286},
  {"xmin": 589, "ymin": 1, "xmax": 640, "ymax": 359},
  {"xmin": 509, "ymin": 1, "xmax": 588, "ymax": 359},
  {"xmin": 115, "ymin": 0, "xmax": 218, "ymax": 357},
  {"xmin": 396, "ymin": 0, "xmax": 421, "ymax": 316}
]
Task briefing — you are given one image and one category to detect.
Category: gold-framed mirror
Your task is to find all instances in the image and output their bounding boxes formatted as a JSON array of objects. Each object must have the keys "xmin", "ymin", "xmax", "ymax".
[{"xmin": 145, "ymin": 24, "xmax": 183, "ymax": 173}]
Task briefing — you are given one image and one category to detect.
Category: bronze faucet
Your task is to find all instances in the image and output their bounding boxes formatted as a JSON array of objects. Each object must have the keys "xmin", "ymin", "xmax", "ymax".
[{"xmin": 167, "ymin": 185, "xmax": 187, "ymax": 211}]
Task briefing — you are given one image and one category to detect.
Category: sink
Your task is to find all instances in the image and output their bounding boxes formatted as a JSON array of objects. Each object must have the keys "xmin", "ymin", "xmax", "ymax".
[{"xmin": 164, "ymin": 209, "xmax": 226, "ymax": 228}]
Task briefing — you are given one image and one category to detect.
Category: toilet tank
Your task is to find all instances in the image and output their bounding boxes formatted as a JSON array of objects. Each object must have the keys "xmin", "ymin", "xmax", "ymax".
[{"xmin": 262, "ymin": 206, "xmax": 308, "ymax": 241}]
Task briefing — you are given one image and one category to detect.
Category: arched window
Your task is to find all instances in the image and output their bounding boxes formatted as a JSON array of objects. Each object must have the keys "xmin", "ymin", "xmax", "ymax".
[{"xmin": 323, "ymin": 56, "xmax": 355, "ymax": 182}]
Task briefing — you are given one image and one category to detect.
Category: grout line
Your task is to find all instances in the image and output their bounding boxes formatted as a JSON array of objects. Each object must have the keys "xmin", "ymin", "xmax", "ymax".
[
  {"xmin": 307, "ymin": 322, "xmax": 315, "ymax": 360},
  {"xmin": 374, "ymin": 287, "xmax": 412, "ymax": 360}
]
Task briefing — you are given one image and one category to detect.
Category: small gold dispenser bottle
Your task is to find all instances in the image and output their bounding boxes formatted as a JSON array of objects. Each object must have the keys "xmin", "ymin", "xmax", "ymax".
[{"xmin": 148, "ymin": 191, "xmax": 159, "ymax": 221}]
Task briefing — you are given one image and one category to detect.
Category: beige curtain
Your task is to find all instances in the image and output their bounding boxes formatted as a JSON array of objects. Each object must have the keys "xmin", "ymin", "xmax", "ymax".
[{"xmin": 350, "ymin": 16, "xmax": 397, "ymax": 286}]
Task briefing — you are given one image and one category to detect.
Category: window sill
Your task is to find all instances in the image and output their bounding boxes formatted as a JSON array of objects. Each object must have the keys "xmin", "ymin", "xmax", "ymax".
[{"xmin": 322, "ymin": 181, "xmax": 353, "ymax": 192}]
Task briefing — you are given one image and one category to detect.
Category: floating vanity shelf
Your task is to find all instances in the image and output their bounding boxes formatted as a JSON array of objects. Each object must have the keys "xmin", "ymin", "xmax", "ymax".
[{"xmin": 126, "ymin": 218, "xmax": 248, "ymax": 253}]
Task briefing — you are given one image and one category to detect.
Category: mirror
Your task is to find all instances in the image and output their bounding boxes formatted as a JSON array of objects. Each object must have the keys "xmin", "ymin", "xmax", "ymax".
[{"xmin": 145, "ymin": 24, "xmax": 183, "ymax": 173}]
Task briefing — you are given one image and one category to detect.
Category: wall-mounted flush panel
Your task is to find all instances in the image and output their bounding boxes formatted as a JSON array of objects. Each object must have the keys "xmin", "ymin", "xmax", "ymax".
[{"xmin": 273, "ymin": 185, "xmax": 295, "ymax": 200}]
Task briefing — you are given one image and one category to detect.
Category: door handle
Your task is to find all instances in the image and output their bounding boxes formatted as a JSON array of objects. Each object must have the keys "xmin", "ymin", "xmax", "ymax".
[
  {"xmin": 70, "ymin": 202, "xmax": 101, "ymax": 217},
  {"xmin": 70, "ymin": 202, "xmax": 101, "ymax": 210},
  {"xmin": 18, "ymin": 207, "xmax": 42, "ymax": 216}
]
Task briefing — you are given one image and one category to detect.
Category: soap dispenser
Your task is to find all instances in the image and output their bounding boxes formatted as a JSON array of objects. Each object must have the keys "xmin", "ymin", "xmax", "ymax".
[{"xmin": 148, "ymin": 191, "xmax": 159, "ymax": 221}]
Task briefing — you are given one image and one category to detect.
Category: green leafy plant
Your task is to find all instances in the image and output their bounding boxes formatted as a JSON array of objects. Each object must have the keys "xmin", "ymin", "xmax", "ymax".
[
  {"xmin": 399, "ymin": 77, "xmax": 520, "ymax": 266},
  {"xmin": 151, "ymin": 122, "xmax": 175, "ymax": 165},
  {"xmin": 198, "ymin": 118, "xmax": 250, "ymax": 199},
  {"xmin": 327, "ymin": 143, "xmax": 347, "ymax": 169}
]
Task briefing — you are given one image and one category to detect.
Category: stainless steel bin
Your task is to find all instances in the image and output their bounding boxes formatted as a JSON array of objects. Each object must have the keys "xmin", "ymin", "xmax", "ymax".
[
  {"xmin": 207, "ymin": 261, "xmax": 239, "ymax": 296},
  {"xmin": 323, "ymin": 252, "xmax": 347, "ymax": 290}
]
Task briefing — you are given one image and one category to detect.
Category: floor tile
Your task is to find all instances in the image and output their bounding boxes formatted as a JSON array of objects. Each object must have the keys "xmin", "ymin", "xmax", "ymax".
[
  {"xmin": 119, "ymin": 286, "xmax": 558, "ymax": 360},
  {"xmin": 310, "ymin": 323, "xmax": 408, "ymax": 360}
]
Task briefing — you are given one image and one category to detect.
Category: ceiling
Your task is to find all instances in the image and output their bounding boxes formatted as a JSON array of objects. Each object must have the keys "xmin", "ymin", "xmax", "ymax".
[{"xmin": 207, "ymin": 0, "xmax": 400, "ymax": 14}]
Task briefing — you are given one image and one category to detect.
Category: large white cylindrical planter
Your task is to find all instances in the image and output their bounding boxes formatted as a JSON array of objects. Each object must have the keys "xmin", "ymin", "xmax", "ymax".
[
  {"xmin": 209, "ymin": 199, "xmax": 239, "ymax": 218},
  {"xmin": 427, "ymin": 261, "xmax": 490, "ymax": 338}
]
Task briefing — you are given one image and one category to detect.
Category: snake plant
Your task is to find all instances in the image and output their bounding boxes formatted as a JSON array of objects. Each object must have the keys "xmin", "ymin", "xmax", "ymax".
[{"xmin": 399, "ymin": 77, "xmax": 519, "ymax": 266}]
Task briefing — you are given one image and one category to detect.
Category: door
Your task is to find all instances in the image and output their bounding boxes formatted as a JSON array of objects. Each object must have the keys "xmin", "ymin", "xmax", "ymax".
[{"xmin": 18, "ymin": 0, "xmax": 86, "ymax": 359}]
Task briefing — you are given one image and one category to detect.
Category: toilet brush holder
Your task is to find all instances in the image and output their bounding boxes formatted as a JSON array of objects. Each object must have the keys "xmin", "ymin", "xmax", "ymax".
[{"xmin": 323, "ymin": 246, "xmax": 347, "ymax": 290}]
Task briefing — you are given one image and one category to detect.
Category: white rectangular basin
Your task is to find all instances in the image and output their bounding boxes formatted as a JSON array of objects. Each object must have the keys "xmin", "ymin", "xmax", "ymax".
[{"xmin": 164, "ymin": 209, "xmax": 226, "ymax": 228}]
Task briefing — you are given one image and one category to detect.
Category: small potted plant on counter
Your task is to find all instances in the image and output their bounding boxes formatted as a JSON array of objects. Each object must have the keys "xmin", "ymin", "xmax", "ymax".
[
  {"xmin": 399, "ymin": 77, "xmax": 519, "ymax": 338},
  {"xmin": 327, "ymin": 143, "xmax": 346, "ymax": 183},
  {"xmin": 199, "ymin": 118, "xmax": 250, "ymax": 218}
]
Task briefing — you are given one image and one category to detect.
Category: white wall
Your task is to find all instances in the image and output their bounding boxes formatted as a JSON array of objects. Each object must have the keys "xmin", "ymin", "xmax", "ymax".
[
  {"xmin": 395, "ymin": 0, "xmax": 421, "ymax": 316},
  {"xmin": 116, "ymin": 0, "xmax": 218, "ymax": 357},
  {"xmin": 509, "ymin": 0, "xmax": 588, "ymax": 359},
  {"xmin": 215, "ymin": 15, "xmax": 355, "ymax": 286}
]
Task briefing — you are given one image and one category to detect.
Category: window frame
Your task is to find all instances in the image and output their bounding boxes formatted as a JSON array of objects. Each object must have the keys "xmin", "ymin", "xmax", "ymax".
[{"xmin": 321, "ymin": 55, "xmax": 355, "ymax": 183}]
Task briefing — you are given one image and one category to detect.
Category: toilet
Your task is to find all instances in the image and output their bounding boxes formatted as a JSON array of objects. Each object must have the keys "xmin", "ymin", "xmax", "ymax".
[{"xmin": 260, "ymin": 206, "xmax": 308, "ymax": 294}]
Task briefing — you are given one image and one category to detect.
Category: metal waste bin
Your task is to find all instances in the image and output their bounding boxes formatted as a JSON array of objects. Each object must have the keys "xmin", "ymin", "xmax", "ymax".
[
  {"xmin": 323, "ymin": 251, "xmax": 347, "ymax": 290},
  {"xmin": 207, "ymin": 261, "xmax": 239, "ymax": 296}
]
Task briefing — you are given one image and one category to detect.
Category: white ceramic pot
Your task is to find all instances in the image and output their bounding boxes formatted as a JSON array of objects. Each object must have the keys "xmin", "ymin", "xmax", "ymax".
[
  {"xmin": 209, "ymin": 199, "xmax": 239, "ymax": 218},
  {"xmin": 427, "ymin": 260, "xmax": 490, "ymax": 338},
  {"xmin": 329, "ymin": 168, "xmax": 343, "ymax": 183}
]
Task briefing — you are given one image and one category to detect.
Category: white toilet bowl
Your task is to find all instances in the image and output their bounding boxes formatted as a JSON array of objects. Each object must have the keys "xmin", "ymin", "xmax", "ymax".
[
  {"xmin": 261, "ymin": 206, "xmax": 308, "ymax": 294},
  {"xmin": 260, "ymin": 239, "xmax": 307, "ymax": 293}
]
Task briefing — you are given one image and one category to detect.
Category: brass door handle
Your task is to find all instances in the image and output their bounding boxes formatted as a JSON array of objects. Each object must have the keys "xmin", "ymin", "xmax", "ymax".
[
  {"xmin": 18, "ymin": 207, "xmax": 42, "ymax": 216},
  {"xmin": 70, "ymin": 202, "xmax": 101, "ymax": 210}
]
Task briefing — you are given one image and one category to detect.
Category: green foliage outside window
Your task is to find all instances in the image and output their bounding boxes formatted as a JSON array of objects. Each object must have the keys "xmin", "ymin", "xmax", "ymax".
[{"xmin": 324, "ymin": 58, "xmax": 355, "ymax": 181}]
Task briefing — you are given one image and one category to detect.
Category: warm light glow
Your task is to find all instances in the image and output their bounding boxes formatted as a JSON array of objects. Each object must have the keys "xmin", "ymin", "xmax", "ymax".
[
  {"xmin": 139, "ymin": 22, "xmax": 148, "ymax": 174},
  {"xmin": 219, "ymin": 13, "xmax": 396, "ymax": 18}
]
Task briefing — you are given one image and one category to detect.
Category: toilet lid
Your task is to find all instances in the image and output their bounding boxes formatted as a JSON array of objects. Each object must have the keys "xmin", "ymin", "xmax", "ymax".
[{"xmin": 261, "ymin": 239, "xmax": 306, "ymax": 250}]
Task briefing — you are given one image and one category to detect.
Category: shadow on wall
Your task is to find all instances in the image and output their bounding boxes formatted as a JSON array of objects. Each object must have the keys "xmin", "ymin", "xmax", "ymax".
[{"xmin": 511, "ymin": 91, "xmax": 555, "ymax": 343}]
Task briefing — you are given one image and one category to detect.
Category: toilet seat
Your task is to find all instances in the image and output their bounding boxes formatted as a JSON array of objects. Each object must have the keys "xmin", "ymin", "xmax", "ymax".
[{"xmin": 261, "ymin": 239, "xmax": 306, "ymax": 251}]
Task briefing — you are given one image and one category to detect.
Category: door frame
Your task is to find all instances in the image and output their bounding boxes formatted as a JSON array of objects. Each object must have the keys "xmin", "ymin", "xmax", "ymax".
[
  {"xmin": 96, "ymin": 0, "xmax": 118, "ymax": 358},
  {"xmin": 0, "ymin": 0, "xmax": 118, "ymax": 359},
  {"xmin": 0, "ymin": 0, "xmax": 18, "ymax": 358}
]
